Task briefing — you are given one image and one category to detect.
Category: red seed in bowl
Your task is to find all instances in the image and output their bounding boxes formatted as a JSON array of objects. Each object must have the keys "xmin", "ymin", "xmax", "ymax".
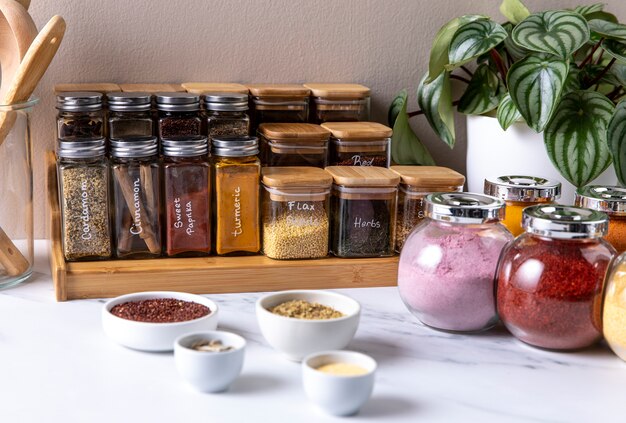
[{"xmin": 110, "ymin": 298, "xmax": 210, "ymax": 323}]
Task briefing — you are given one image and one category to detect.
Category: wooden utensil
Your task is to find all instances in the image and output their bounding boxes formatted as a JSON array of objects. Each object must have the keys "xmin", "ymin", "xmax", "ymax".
[{"xmin": 15, "ymin": 0, "xmax": 31, "ymax": 10}]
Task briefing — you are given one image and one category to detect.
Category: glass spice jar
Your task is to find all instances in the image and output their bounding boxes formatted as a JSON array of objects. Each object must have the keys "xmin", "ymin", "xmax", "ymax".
[
  {"xmin": 57, "ymin": 138, "xmax": 111, "ymax": 261},
  {"xmin": 163, "ymin": 136, "xmax": 211, "ymax": 257},
  {"xmin": 603, "ymin": 252, "xmax": 626, "ymax": 361},
  {"xmin": 398, "ymin": 193, "xmax": 512, "ymax": 332},
  {"xmin": 212, "ymin": 136, "xmax": 261, "ymax": 255},
  {"xmin": 322, "ymin": 122, "xmax": 392, "ymax": 167},
  {"xmin": 326, "ymin": 166, "xmax": 399, "ymax": 258},
  {"xmin": 247, "ymin": 84, "xmax": 310, "ymax": 132},
  {"xmin": 110, "ymin": 136, "xmax": 162, "ymax": 259},
  {"xmin": 258, "ymin": 123, "xmax": 330, "ymax": 168},
  {"xmin": 391, "ymin": 166, "xmax": 465, "ymax": 252},
  {"xmin": 304, "ymin": 83, "xmax": 370, "ymax": 123},
  {"xmin": 56, "ymin": 92, "xmax": 104, "ymax": 141},
  {"xmin": 497, "ymin": 205, "xmax": 615, "ymax": 350},
  {"xmin": 262, "ymin": 167, "xmax": 332, "ymax": 259},
  {"xmin": 575, "ymin": 185, "xmax": 626, "ymax": 253},
  {"xmin": 156, "ymin": 92, "xmax": 202, "ymax": 140},
  {"xmin": 107, "ymin": 92, "xmax": 154, "ymax": 139},
  {"xmin": 204, "ymin": 92, "xmax": 250, "ymax": 140},
  {"xmin": 484, "ymin": 175, "xmax": 561, "ymax": 237}
]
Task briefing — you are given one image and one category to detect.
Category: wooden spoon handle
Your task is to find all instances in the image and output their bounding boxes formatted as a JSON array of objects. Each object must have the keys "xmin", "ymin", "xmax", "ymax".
[{"xmin": 0, "ymin": 226, "xmax": 29, "ymax": 276}]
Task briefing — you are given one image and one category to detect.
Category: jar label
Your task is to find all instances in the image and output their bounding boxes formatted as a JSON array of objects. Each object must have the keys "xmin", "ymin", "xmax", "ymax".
[
  {"xmin": 173, "ymin": 197, "xmax": 197, "ymax": 236},
  {"xmin": 130, "ymin": 177, "xmax": 143, "ymax": 235},
  {"xmin": 80, "ymin": 179, "xmax": 93, "ymax": 240}
]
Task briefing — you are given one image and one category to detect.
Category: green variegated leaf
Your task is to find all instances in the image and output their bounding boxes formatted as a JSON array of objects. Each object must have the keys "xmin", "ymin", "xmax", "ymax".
[
  {"xmin": 417, "ymin": 72, "xmax": 456, "ymax": 148},
  {"xmin": 427, "ymin": 15, "xmax": 487, "ymax": 82},
  {"xmin": 390, "ymin": 90, "xmax": 436, "ymax": 166},
  {"xmin": 458, "ymin": 64, "xmax": 505, "ymax": 115},
  {"xmin": 602, "ymin": 39, "xmax": 626, "ymax": 63},
  {"xmin": 608, "ymin": 100, "xmax": 626, "ymax": 186},
  {"xmin": 503, "ymin": 22, "xmax": 530, "ymax": 61},
  {"xmin": 588, "ymin": 19, "xmax": 626, "ymax": 41},
  {"xmin": 388, "ymin": 90, "xmax": 406, "ymax": 127},
  {"xmin": 585, "ymin": 11, "xmax": 618, "ymax": 24},
  {"xmin": 447, "ymin": 20, "xmax": 508, "ymax": 68},
  {"xmin": 610, "ymin": 62, "xmax": 626, "ymax": 85},
  {"xmin": 573, "ymin": 4, "xmax": 605, "ymax": 16},
  {"xmin": 544, "ymin": 91, "xmax": 614, "ymax": 187},
  {"xmin": 512, "ymin": 11, "xmax": 590, "ymax": 59},
  {"xmin": 564, "ymin": 64, "xmax": 581, "ymax": 94},
  {"xmin": 507, "ymin": 53, "xmax": 569, "ymax": 132},
  {"xmin": 500, "ymin": 0, "xmax": 530, "ymax": 24},
  {"xmin": 496, "ymin": 93, "xmax": 523, "ymax": 130}
]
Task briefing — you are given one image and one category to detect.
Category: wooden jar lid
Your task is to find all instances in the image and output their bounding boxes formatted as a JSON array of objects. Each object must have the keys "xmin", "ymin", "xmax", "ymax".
[
  {"xmin": 259, "ymin": 123, "xmax": 330, "ymax": 142},
  {"xmin": 390, "ymin": 166, "xmax": 465, "ymax": 187},
  {"xmin": 325, "ymin": 166, "xmax": 400, "ymax": 187},
  {"xmin": 119, "ymin": 83, "xmax": 184, "ymax": 93},
  {"xmin": 321, "ymin": 122, "xmax": 392, "ymax": 139},
  {"xmin": 182, "ymin": 82, "xmax": 249, "ymax": 94},
  {"xmin": 246, "ymin": 84, "xmax": 310, "ymax": 97},
  {"xmin": 54, "ymin": 83, "xmax": 120, "ymax": 94},
  {"xmin": 262, "ymin": 166, "xmax": 333, "ymax": 188},
  {"xmin": 303, "ymin": 83, "xmax": 370, "ymax": 99}
]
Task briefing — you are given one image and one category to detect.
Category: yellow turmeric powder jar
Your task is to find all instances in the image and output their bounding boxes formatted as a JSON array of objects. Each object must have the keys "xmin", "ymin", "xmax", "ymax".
[
  {"xmin": 484, "ymin": 176, "xmax": 561, "ymax": 236},
  {"xmin": 576, "ymin": 186, "xmax": 626, "ymax": 254}
]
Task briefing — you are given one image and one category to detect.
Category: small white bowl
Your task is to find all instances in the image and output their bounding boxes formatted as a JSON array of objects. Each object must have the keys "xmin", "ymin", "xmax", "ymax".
[
  {"xmin": 174, "ymin": 330, "xmax": 246, "ymax": 393},
  {"xmin": 256, "ymin": 290, "xmax": 360, "ymax": 361},
  {"xmin": 302, "ymin": 350, "xmax": 377, "ymax": 416},
  {"xmin": 102, "ymin": 291, "xmax": 218, "ymax": 352}
]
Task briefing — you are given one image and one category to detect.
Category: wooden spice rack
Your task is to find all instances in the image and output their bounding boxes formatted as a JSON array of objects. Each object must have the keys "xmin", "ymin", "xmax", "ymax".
[{"xmin": 46, "ymin": 152, "xmax": 398, "ymax": 301}]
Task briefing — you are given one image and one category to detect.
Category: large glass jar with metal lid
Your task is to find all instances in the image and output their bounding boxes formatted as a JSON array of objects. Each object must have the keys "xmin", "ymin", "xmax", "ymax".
[
  {"xmin": 484, "ymin": 175, "xmax": 561, "ymax": 236},
  {"xmin": 398, "ymin": 193, "xmax": 512, "ymax": 332},
  {"xmin": 496, "ymin": 205, "xmax": 615, "ymax": 350},
  {"xmin": 322, "ymin": 122, "xmax": 391, "ymax": 167},
  {"xmin": 156, "ymin": 92, "xmax": 202, "ymax": 140},
  {"xmin": 163, "ymin": 136, "xmax": 211, "ymax": 258},
  {"xmin": 391, "ymin": 166, "xmax": 465, "ymax": 252},
  {"xmin": 110, "ymin": 136, "xmax": 162, "ymax": 259},
  {"xmin": 57, "ymin": 139, "xmax": 111, "ymax": 261},
  {"xmin": 576, "ymin": 186, "xmax": 626, "ymax": 253},
  {"xmin": 304, "ymin": 83, "xmax": 370, "ymax": 123},
  {"xmin": 258, "ymin": 123, "xmax": 330, "ymax": 167},
  {"xmin": 211, "ymin": 136, "xmax": 261, "ymax": 255},
  {"xmin": 326, "ymin": 166, "xmax": 399, "ymax": 258},
  {"xmin": 107, "ymin": 92, "xmax": 153, "ymax": 139},
  {"xmin": 603, "ymin": 252, "xmax": 626, "ymax": 361},
  {"xmin": 247, "ymin": 84, "xmax": 310, "ymax": 132},
  {"xmin": 204, "ymin": 92, "xmax": 250, "ymax": 140},
  {"xmin": 56, "ymin": 92, "xmax": 104, "ymax": 141},
  {"xmin": 262, "ymin": 167, "xmax": 332, "ymax": 259}
]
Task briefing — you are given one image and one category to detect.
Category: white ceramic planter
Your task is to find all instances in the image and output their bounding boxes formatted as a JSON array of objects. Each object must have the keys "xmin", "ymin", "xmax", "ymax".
[{"xmin": 466, "ymin": 115, "xmax": 617, "ymax": 205}]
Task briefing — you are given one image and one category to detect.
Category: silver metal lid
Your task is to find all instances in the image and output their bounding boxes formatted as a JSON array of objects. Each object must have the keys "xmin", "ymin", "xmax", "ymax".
[
  {"xmin": 211, "ymin": 136, "xmax": 259, "ymax": 157},
  {"xmin": 575, "ymin": 186, "xmax": 626, "ymax": 216},
  {"xmin": 56, "ymin": 92, "xmax": 103, "ymax": 111},
  {"xmin": 484, "ymin": 175, "xmax": 561, "ymax": 202},
  {"xmin": 424, "ymin": 192, "xmax": 505, "ymax": 223},
  {"xmin": 155, "ymin": 92, "xmax": 200, "ymax": 112},
  {"xmin": 203, "ymin": 92, "xmax": 249, "ymax": 111},
  {"xmin": 162, "ymin": 136, "xmax": 208, "ymax": 157},
  {"xmin": 57, "ymin": 138, "xmax": 106, "ymax": 158},
  {"xmin": 523, "ymin": 205, "xmax": 608, "ymax": 239},
  {"xmin": 110, "ymin": 136, "xmax": 158, "ymax": 158},
  {"xmin": 107, "ymin": 92, "xmax": 151, "ymax": 111}
]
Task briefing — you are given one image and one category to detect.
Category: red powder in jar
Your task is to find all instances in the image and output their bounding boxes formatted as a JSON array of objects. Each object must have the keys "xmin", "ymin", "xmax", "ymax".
[{"xmin": 110, "ymin": 298, "xmax": 210, "ymax": 323}]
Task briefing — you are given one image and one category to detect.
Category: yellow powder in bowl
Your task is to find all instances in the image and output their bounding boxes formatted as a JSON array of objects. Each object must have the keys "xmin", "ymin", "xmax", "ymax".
[{"xmin": 316, "ymin": 362, "xmax": 368, "ymax": 376}]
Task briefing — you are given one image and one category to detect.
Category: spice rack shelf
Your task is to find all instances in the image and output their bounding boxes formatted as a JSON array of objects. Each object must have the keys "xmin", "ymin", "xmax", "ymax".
[{"xmin": 46, "ymin": 152, "xmax": 398, "ymax": 301}]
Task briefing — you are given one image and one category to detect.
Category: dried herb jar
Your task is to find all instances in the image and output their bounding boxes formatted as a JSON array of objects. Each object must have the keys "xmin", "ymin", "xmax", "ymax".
[
  {"xmin": 326, "ymin": 166, "xmax": 399, "ymax": 258},
  {"xmin": 156, "ymin": 93, "xmax": 201, "ymax": 140},
  {"xmin": 391, "ymin": 166, "xmax": 465, "ymax": 252},
  {"xmin": 304, "ymin": 83, "xmax": 370, "ymax": 123},
  {"xmin": 110, "ymin": 137, "xmax": 162, "ymax": 259},
  {"xmin": 57, "ymin": 139, "xmax": 111, "ymax": 261},
  {"xmin": 496, "ymin": 205, "xmax": 615, "ymax": 350},
  {"xmin": 398, "ymin": 193, "xmax": 512, "ymax": 332},
  {"xmin": 211, "ymin": 136, "xmax": 261, "ymax": 256},
  {"xmin": 204, "ymin": 92, "xmax": 250, "ymax": 140},
  {"xmin": 575, "ymin": 186, "xmax": 626, "ymax": 253},
  {"xmin": 247, "ymin": 84, "xmax": 310, "ymax": 132},
  {"xmin": 56, "ymin": 92, "xmax": 104, "ymax": 141},
  {"xmin": 258, "ymin": 123, "xmax": 330, "ymax": 168},
  {"xmin": 262, "ymin": 167, "xmax": 332, "ymax": 260},
  {"xmin": 107, "ymin": 92, "xmax": 153, "ymax": 139},
  {"xmin": 322, "ymin": 122, "xmax": 391, "ymax": 167},
  {"xmin": 484, "ymin": 175, "xmax": 561, "ymax": 236},
  {"xmin": 163, "ymin": 136, "xmax": 211, "ymax": 257}
]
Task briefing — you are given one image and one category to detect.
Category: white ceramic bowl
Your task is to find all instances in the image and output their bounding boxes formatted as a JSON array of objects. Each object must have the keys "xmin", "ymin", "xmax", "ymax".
[
  {"xmin": 302, "ymin": 350, "xmax": 377, "ymax": 416},
  {"xmin": 174, "ymin": 330, "xmax": 246, "ymax": 393},
  {"xmin": 102, "ymin": 291, "xmax": 219, "ymax": 352},
  {"xmin": 256, "ymin": 290, "xmax": 360, "ymax": 361}
]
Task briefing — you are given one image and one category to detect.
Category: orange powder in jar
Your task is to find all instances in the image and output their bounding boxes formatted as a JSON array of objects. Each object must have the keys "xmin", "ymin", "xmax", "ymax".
[{"xmin": 576, "ymin": 186, "xmax": 626, "ymax": 254}]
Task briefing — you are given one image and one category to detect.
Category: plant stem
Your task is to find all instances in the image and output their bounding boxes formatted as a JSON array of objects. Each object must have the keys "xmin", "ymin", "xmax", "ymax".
[
  {"xmin": 407, "ymin": 100, "xmax": 461, "ymax": 118},
  {"xmin": 607, "ymin": 86, "xmax": 624, "ymax": 100},
  {"xmin": 460, "ymin": 66, "xmax": 474, "ymax": 77},
  {"xmin": 579, "ymin": 38, "xmax": 604, "ymax": 68},
  {"xmin": 595, "ymin": 49, "xmax": 604, "ymax": 65},
  {"xmin": 450, "ymin": 74, "xmax": 471, "ymax": 84},
  {"xmin": 490, "ymin": 49, "xmax": 508, "ymax": 87},
  {"xmin": 587, "ymin": 57, "xmax": 617, "ymax": 87}
]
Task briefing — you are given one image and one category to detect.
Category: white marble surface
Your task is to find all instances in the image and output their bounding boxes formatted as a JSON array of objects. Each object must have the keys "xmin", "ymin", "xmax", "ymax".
[{"xmin": 1, "ymin": 243, "xmax": 625, "ymax": 423}]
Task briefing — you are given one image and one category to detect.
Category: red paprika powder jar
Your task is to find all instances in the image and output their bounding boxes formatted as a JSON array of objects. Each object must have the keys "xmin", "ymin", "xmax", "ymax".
[{"xmin": 496, "ymin": 205, "xmax": 615, "ymax": 350}]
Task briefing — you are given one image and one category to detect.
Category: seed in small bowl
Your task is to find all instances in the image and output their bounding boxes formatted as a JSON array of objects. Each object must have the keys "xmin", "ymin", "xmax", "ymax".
[
  {"xmin": 190, "ymin": 339, "xmax": 234, "ymax": 353},
  {"xmin": 110, "ymin": 298, "xmax": 211, "ymax": 323},
  {"xmin": 269, "ymin": 300, "xmax": 344, "ymax": 320}
]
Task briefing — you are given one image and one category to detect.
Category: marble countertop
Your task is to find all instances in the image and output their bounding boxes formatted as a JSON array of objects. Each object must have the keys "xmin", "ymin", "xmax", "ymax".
[{"xmin": 1, "ymin": 243, "xmax": 624, "ymax": 423}]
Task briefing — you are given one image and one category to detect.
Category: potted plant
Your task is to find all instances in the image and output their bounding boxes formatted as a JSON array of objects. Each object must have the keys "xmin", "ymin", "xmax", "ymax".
[{"xmin": 389, "ymin": 0, "xmax": 626, "ymax": 202}]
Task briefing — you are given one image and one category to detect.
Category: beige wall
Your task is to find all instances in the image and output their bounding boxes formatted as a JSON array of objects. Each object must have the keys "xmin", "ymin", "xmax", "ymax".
[{"xmin": 27, "ymin": 0, "xmax": 626, "ymax": 236}]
